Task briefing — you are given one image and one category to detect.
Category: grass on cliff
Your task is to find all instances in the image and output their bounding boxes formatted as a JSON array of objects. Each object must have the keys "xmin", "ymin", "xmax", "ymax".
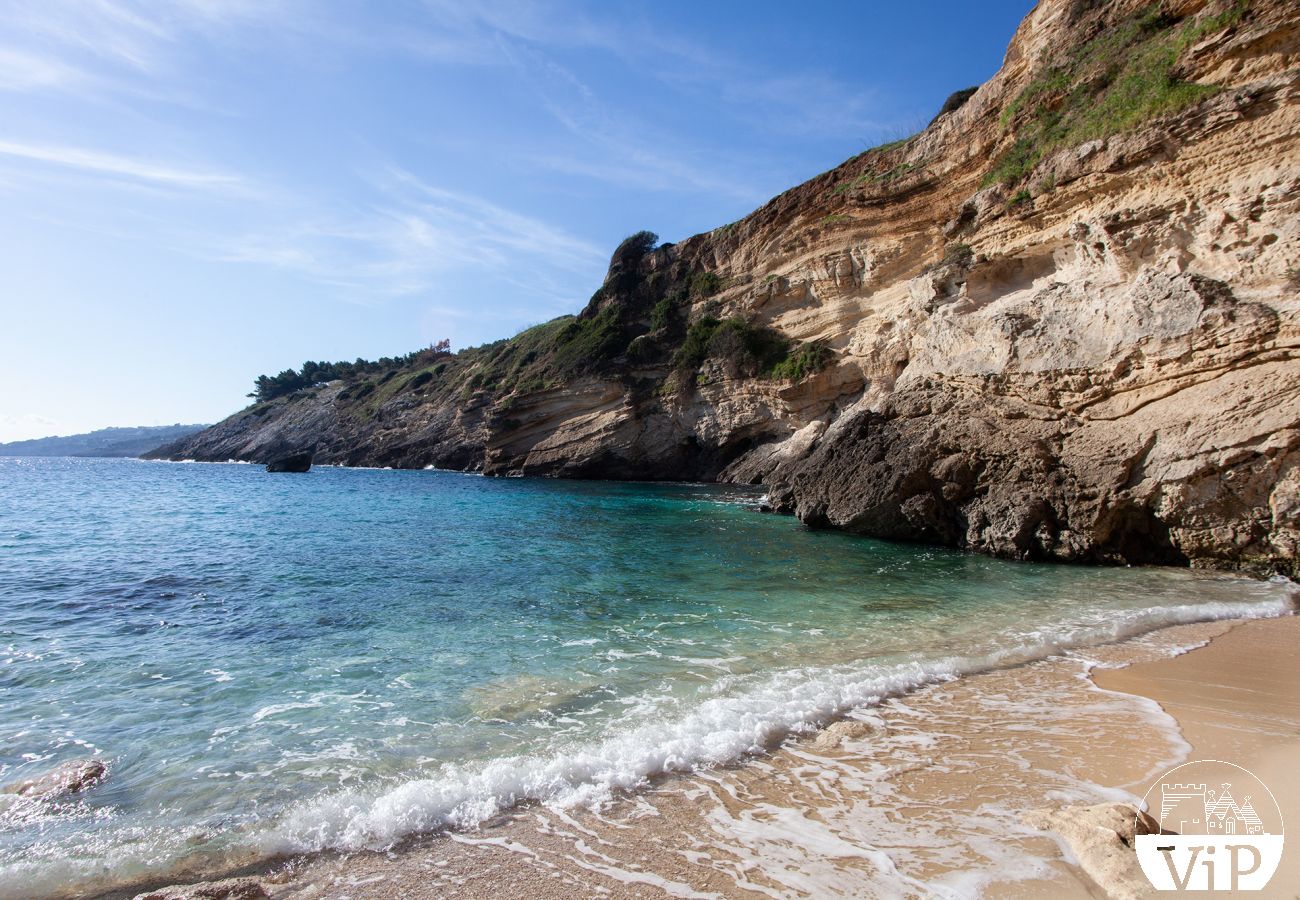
[{"xmin": 985, "ymin": 1, "xmax": 1249, "ymax": 188}]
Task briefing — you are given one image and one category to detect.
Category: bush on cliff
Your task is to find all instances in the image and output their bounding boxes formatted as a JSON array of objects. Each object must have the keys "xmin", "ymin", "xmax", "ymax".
[
  {"xmin": 770, "ymin": 342, "xmax": 832, "ymax": 381},
  {"xmin": 612, "ymin": 230, "xmax": 659, "ymax": 264},
  {"xmin": 690, "ymin": 271, "xmax": 723, "ymax": 298},
  {"xmin": 672, "ymin": 316, "xmax": 829, "ymax": 382}
]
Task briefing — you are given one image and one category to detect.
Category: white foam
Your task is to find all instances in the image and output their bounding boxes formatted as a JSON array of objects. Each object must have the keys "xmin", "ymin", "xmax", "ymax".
[{"xmin": 266, "ymin": 594, "xmax": 1292, "ymax": 856}]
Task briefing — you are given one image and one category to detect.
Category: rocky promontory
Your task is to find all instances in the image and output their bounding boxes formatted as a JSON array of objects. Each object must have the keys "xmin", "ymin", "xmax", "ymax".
[{"xmin": 152, "ymin": 0, "xmax": 1299, "ymax": 576}]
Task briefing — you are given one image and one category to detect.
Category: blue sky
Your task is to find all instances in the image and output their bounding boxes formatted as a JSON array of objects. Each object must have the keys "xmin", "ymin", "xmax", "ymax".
[{"xmin": 0, "ymin": 0, "xmax": 1032, "ymax": 441}]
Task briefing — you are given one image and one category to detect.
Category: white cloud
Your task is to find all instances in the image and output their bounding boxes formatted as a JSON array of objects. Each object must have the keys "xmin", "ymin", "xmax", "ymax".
[
  {"xmin": 0, "ymin": 0, "xmax": 299, "ymax": 93},
  {"xmin": 218, "ymin": 167, "xmax": 605, "ymax": 301},
  {"xmin": 0, "ymin": 47, "xmax": 88, "ymax": 91},
  {"xmin": 0, "ymin": 138, "xmax": 248, "ymax": 193},
  {"xmin": 418, "ymin": 0, "xmax": 895, "ymax": 139}
]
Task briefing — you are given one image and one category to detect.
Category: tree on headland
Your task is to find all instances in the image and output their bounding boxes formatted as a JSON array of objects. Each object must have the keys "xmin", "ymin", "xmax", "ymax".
[{"xmin": 249, "ymin": 340, "xmax": 454, "ymax": 402}]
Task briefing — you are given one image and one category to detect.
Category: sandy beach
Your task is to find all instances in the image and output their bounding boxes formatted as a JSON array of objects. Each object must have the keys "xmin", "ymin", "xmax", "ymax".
[
  {"xmin": 1093, "ymin": 615, "xmax": 1300, "ymax": 896},
  {"xmin": 131, "ymin": 612, "xmax": 1296, "ymax": 900}
]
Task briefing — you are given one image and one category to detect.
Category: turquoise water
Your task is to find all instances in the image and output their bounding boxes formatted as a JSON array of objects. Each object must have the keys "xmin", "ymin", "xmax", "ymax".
[{"xmin": 0, "ymin": 457, "xmax": 1291, "ymax": 897}]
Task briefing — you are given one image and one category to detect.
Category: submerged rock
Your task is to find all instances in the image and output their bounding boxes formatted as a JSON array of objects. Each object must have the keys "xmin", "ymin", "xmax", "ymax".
[
  {"xmin": 1, "ymin": 757, "xmax": 106, "ymax": 801},
  {"xmin": 265, "ymin": 451, "xmax": 312, "ymax": 473}
]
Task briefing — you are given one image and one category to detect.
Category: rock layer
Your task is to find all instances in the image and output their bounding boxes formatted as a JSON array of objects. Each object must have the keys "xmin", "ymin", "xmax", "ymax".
[{"xmin": 155, "ymin": 0, "xmax": 1300, "ymax": 576}]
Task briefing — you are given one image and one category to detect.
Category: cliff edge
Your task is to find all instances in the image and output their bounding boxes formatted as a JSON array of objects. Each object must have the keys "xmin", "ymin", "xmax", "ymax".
[{"xmin": 155, "ymin": 0, "xmax": 1300, "ymax": 575}]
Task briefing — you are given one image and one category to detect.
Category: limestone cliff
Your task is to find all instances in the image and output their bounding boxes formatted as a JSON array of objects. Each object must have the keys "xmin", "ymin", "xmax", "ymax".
[{"xmin": 156, "ymin": 0, "xmax": 1300, "ymax": 575}]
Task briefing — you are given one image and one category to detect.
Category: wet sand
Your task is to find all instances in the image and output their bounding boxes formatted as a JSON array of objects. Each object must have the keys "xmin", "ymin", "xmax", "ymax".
[
  {"xmin": 1093, "ymin": 614, "xmax": 1300, "ymax": 895},
  {"xmin": 209, "ymin": 614, "xmax": 1298, "ymax": 899}
]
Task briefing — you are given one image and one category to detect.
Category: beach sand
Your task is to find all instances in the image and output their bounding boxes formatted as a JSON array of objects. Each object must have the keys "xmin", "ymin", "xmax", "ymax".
[
  {"xmin": 1092, "ymin": 615, "xmax": 1300, "ymax": 895},
  {"xmin": 134, "ymin": 614, "xmax": 1300, "ymax": 900}
]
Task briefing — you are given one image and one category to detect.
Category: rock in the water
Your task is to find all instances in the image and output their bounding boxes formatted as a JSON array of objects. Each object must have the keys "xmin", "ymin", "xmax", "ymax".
[
  {"xmin": 1029, "ymin": 802, "xmax": 1166, "ymax": 900},
  {"xmin": 810, "ymin": 717, "xmax": 881, "ymax": 752},
  {"xmin": 134, "ymin": 877, "xmax": 269, "ymax": 900},
  {"xmin": 265, "ymin": 452, "xmax": 312, "ymax": 473},
  {"xmin": 1, "ymin": 758, "xmax": 107, "ymax": 800}
]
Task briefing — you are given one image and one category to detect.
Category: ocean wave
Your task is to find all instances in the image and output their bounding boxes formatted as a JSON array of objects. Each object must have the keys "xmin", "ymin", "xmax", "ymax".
[{"xmin": 266, "ymin": 591, "xmax": 1293, "ymax": 856}]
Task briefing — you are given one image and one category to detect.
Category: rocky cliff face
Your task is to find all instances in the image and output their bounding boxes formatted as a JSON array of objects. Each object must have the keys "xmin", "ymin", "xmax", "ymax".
[{"xmin": 157, "ymin": 0, "xmax": 1300, "ymax": 576}]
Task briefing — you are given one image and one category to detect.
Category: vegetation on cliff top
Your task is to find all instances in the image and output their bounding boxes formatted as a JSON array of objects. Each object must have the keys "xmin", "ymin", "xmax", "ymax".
[
  {"xmin": 984, "ymin": 1, "xmax": 1250, "ymax": 188},
  {"xmin": 243, "ymin": 223, "xmax": 831, "ymax": 423}
]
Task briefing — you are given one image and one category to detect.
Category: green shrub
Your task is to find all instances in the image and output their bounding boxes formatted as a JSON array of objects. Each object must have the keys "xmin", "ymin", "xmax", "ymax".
[
  {"xmin": 514, "ymin": 375, "xmax": 548, "ymax": 394},
  {"xmin": 613, "ymin": 230, "xmax": 658, "ymax": 262},
  {"xmin": 549, "ymin": 307, "xmax": 626, "ymax": 373},
  {"xmin": 625, "ymin": 334, "xmax": 659, "ymax": 363},
  {"xmin": 673, "ymin": 316, "xmax": 800, "ymax": 379},
  {"xmin": 706, "ymin": 318, "xmax": 789, "ymax": 377},
  {"xmin": 931, "ymin": 86, "xmax": 978, "ymax": 122},
  {"xmin": 691, "ymin": 271, "xmax": 723, "ymax": 298},
  {"xmin": 650, "ymin": 289, "xmax": 685, "ymax": 332},
  {"xmin": 770, "ymin": 342, "xmax": 832, "ymax": 381},
  {"xmin": 650, "ymin": 297, "xmax": 673, "ymax": 331},
  {"xmin": 984, "ymin": 136, "xmax": 1042, "ymax": 189},
  {"xmin": 674, "ymin": 316, "xmax": 721, "ymax": 370}
]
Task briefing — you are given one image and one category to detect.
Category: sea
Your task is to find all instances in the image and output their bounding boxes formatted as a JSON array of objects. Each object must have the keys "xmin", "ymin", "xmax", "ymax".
[{"xmin": 0, "ymin": 457, "xmax": 1292, "ymax": 897}]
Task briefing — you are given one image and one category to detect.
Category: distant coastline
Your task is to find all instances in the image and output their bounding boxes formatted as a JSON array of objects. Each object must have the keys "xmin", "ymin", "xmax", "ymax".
[{"xmin": 0, "ymin": 424, "xmax": 208, "ymax": 459}]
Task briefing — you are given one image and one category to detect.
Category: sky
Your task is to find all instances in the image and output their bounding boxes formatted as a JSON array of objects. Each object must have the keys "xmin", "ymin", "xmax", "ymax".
[{"xmin": 0, "ymin": 0, "xmax": 1033, "ymax": 442}]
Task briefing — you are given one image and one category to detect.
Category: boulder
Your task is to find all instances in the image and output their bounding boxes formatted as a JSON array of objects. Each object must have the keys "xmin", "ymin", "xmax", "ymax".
[
  {"xmin": 265, "ymin": 451, "xmax": 312, "ymax": 473},
  {"xmin": 134, "ymin": 877, "xmax": 269, "ymax": 900},
  {"xmin": 1, "ymin": 757, "xmax": 107, "ymax": 801},
  {"xmin": 1029, "ymin": 801, "xmax": 1167, "ymax": 899}
]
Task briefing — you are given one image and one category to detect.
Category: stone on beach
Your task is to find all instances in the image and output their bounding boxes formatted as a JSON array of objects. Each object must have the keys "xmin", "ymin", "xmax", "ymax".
[
  {"xmin": 1029, "ymin": 801, "xmax": 1165, "ymax": 899},
  {"xmin": 810, "ymin": 716, "xmax": 881, "ymax": 751},
  {"xmin": 133, "ymin": 876, "xmax": 269, "ymax": 900}
]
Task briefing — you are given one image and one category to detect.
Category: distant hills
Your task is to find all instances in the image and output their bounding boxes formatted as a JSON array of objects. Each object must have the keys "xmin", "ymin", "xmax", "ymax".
[{"xmin": 0, "ymin": 424, "xmax": 209, "ymax": 458}]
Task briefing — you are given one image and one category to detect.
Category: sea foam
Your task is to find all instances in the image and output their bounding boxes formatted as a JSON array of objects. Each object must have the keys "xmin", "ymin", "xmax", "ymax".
[{"xmin": 266, "ymin": 591, "xmax": 1292, "ymax": 856}]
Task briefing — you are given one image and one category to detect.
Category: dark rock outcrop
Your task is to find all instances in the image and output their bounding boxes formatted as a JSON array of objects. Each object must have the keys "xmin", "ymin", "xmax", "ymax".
[{"xmin": 265, "ymin": 452, "xmax": 313, "ymax": 473}]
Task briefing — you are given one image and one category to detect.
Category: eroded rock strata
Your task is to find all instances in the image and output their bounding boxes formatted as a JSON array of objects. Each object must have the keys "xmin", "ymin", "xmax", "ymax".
[{"xmin": 155, "ymin": 0, "xmax": 1300, "ymax": 575}]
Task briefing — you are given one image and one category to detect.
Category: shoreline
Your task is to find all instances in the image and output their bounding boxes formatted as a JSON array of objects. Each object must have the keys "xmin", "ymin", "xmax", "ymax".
[
  {"xmin": 108, "ymin": 608, "xmax": 1299, "ymax": 900},
  {"xmin": 1087, "ymin": 615, "xmax": 1300, "ymax": 895}
]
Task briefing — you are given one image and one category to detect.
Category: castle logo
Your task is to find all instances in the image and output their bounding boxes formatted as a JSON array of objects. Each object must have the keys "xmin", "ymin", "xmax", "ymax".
[{"xmin": 1136, "ymin": 759, "xmax": 1284, "ymax": 891}]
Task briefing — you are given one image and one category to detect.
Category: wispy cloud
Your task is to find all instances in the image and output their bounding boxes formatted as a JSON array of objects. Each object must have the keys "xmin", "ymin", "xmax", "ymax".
[
  {"xmin": 7, "ymin": 0, "xmax": 170, "ymax": 73},
  {"xmin": 0, "ymin": 0, "xmax": 299, "ymax": 95},
  {"xmin": 0, "ymin": 47, "xmax": 88, "ymax": 92},
  {"xmin": 494, "ymin": 44, "xmax": 766, "ymax": 202},
  {"xmin": 417, "ymin": 0, "xmax": 895, "ymax": 139},
  {"xmin": 218, "ymin": 166, "xmax": 605, "ymax": 301},
  {"xmin": 0, "ymin": 138, "xmax": 248, "ymax": 193}
]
